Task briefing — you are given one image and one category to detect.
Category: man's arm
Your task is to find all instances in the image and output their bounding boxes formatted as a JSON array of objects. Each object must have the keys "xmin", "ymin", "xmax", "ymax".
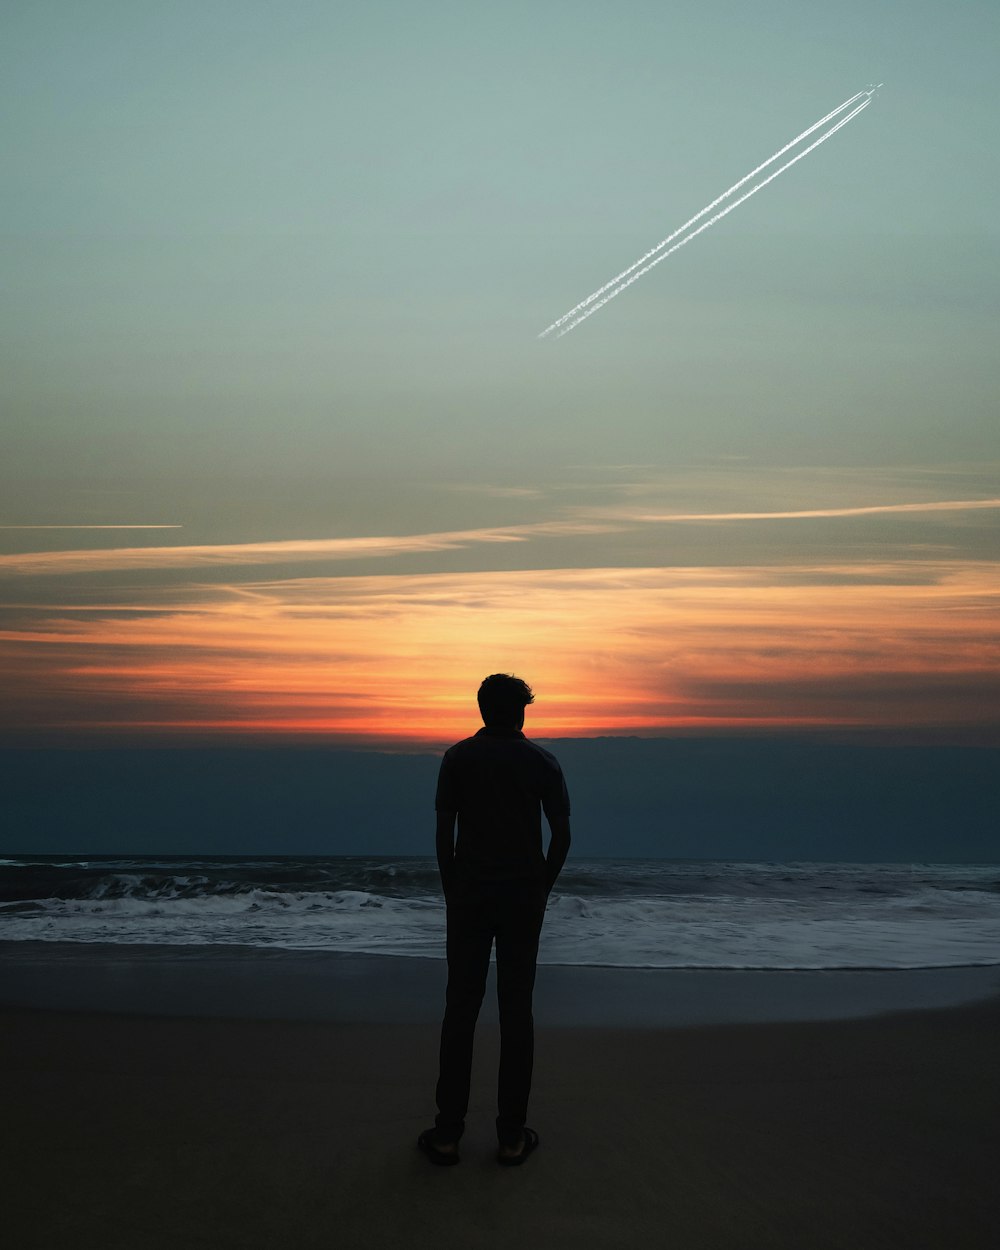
[
  {"xmin": 436, "ymin": 809, "xmax": 457, "ymax": 897},
  {"xmin": 544, "ymin": 812, "xmax": 571, "ymax": 893}
]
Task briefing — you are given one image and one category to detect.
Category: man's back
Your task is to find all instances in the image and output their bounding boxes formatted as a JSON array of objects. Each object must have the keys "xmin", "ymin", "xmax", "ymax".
[{"xmin": 436, "ymin": 726, "xmax": 570, "ymax": 883}]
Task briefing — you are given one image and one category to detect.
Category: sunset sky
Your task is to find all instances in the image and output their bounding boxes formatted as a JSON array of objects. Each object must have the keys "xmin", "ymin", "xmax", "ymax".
[{"xmin": 2, "ymin": 0, "xmax": 998, "ymax": 751}]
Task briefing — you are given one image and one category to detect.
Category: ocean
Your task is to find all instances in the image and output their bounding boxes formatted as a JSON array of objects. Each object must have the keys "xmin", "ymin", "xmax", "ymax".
[{"xmin": 1, "ymin": 856, "xmax": 997, "ymax": 971}]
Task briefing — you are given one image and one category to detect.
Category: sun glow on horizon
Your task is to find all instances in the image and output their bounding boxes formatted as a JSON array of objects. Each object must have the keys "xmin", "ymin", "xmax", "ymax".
[{"xmin": 2, "ymin": 562, "xmax": 998, "ymax": 745}]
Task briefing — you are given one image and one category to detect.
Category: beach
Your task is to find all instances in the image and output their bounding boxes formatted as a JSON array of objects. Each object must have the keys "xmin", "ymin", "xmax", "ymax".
[{"xmin": 2, "ymin": 946, "xmax": 998, "ymax": 1249}]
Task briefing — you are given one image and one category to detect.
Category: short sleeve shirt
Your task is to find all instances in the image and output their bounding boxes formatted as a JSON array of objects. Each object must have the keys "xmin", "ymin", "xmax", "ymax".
[{"xmin": 435, "ymin": 727, "xmax": 570, "ymax": 883}]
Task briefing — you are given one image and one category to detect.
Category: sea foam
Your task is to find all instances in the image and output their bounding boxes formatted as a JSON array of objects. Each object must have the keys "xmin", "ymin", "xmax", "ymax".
[{"xmin": 1, "ymin": 856, "xmax": 997, "ymax": 970}]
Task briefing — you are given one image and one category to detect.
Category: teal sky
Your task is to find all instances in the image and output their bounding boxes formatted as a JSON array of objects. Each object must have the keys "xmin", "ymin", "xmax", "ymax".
[
  {"xmin": 1, "ymin": 1, "xmax": 998, "ymax": 746},
  {"xmin": 4, "ymin": 1, "xmax": 998, "ymax": 489}
]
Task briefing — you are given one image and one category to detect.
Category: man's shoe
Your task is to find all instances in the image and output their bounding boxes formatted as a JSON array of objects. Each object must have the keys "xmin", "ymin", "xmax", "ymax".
[
  {"xmin": 417, "ymin": 1128, "xmax": 460, "ymax": 1166},
  {"xmin": 497, "ymin": 1127, "xmax": 539, "ymax": 1166}
]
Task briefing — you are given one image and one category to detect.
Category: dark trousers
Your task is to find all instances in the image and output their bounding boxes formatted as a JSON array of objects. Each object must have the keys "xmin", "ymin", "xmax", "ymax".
[{"xmin": 435, "ymin": 877, "xmax": 547, "ymax": 1147}]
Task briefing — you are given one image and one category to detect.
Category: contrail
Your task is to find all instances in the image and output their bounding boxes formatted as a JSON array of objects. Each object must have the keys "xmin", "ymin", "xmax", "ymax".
[
  {"xmin": 539, "ymin": 88, "xmax": 869, "ymax": 339},
  {"xmin": 541, "ymin": 86, "xmax": 880, "ymax": 339},
  {"xmin": 553, "ymin": 96, "xmax": 871, "ymax": 338}
]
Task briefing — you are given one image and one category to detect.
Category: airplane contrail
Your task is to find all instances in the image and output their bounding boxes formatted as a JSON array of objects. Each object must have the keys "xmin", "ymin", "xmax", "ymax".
[
  {"xmin": 539, "ymin": 88, "xmax": 870, "ymax": 339},
  {"xmin": 553, "ymin": 96, "xmax": 871, "ymax": 338},
  {"xmin": 540, "ymin": 85, "xmax": 881, "ymax": 339}
]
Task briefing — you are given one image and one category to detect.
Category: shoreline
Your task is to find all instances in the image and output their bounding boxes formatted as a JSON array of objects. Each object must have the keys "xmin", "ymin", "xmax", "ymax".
[{"xmin": 2, "ymin": 940, "xmax": 998, "ymax": 1026}]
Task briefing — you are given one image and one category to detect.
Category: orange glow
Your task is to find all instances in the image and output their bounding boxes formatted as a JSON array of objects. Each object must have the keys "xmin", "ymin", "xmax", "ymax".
[{"xmin": 2, "ymin": 561, "xmax": 998, "ymax": 744}]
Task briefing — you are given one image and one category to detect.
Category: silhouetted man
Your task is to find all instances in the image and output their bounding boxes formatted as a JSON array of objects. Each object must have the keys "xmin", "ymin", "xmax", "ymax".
[{"xmin": 418, "ymin": 673, "xmax": 571, "ymax": 1166}]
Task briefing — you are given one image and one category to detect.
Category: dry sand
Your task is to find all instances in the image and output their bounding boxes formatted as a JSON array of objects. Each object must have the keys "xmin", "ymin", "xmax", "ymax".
[{"xmin": 2, "ymin": 997, "xmax": 999, "ymax": 1250}]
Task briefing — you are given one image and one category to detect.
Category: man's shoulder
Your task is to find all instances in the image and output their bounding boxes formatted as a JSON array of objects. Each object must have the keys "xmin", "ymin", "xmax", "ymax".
[
  {"xmin": 442, "ymin": 734, "xmax": 481, "ymax": 758},
  {"xmin": 442, "ymin": 732, "xmax": 560, "ymax": 765},
  {"xmin": 522, "ymin": 738, "xmax": 563, "ymax": 770}
]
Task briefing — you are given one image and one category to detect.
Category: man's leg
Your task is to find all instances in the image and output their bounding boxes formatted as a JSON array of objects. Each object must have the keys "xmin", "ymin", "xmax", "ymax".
[
  {"xmin": 435, "ymin": 887, "xmax": 495, "ymax": 1143},
  {"xmin": 493, "ymin": 880, "xmax": 546, "ymax": 1148}
]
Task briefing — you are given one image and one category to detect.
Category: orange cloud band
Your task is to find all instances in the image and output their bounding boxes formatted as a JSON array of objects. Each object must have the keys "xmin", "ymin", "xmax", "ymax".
[{"xmin": 2, "ymin": 562, "xmax": 997, "ymax": 743}]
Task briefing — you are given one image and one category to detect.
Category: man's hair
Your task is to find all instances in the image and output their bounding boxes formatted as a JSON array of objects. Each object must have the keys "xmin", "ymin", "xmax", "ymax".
[{"xmin": 477, "ymin": 673, "xmax": 534, "ymax": 726}]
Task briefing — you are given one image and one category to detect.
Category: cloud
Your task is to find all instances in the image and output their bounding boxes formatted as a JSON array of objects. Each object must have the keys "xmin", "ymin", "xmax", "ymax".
[
  {"xmin": 3, "ymin": 467, "xmax": 997, "ymax": 744},
  {"xmin": 0, "ymin": 520, "xmax": 620, "ymax": 577},
  {"xmin": 441, "ymin": 484, "xmax": 544, "ymax": 498},
  {"xmin": 2, "ymin": 561, "xmax": 997, "ymax": 744},
  {"xmin": 0, "ymin": 525, "xmax": 182, "ymax": 530},
  {"xmin": 598, "ymin": 498, "xmax": 1000, "ymax": 523},
  {"xmin": 3, "ymin": 494, "xmax": 996, "ymax": 579}
]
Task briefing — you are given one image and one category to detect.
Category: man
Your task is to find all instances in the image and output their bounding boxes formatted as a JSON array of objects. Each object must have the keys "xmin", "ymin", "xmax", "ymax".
[{"xmin": 418, "ymin": 673, "xmax": 571, "ymax": 1167}]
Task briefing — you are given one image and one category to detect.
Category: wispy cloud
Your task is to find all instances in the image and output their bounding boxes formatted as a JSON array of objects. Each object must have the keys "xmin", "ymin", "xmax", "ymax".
[
  {"xmin": 2, "ymin": 561, "xmax": 997, "ymax": 743},
  {"xmin": 0, "ymin": 525, "xmax": 182, "ymax": 530},
  {"xmin": 596, "ymin": 498, "xmax": 1000, "ymax": 523},
  {"xmin": 441, "ymin": 484, "xmax": 544, "ymax": 499},
  {"xmin": 0, "ymin": 520, "xmax": 620, "ymax": 577},
  {"xmin": 2, "ymin": 496, "xmax": 996, "ymax": 578},
  {"xmin": 2, "ymin": 468, "xmax": 997, "ymax": 744}
]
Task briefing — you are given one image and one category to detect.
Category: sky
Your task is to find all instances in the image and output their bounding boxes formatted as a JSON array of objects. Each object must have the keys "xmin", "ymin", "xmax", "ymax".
[{"xmin": 1, "ymin": 0, "xmax": 998, "ymax": 756}]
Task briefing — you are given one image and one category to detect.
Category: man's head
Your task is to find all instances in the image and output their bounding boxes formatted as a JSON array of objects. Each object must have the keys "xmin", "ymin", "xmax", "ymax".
[{"xmin": 477, "ymin": 673, "xmax": 534, "ymax": 730}]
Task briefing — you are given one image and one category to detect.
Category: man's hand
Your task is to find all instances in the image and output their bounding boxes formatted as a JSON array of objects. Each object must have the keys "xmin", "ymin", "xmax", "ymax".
[
  {"xmin": 545, "ymin": 813, "xmax": 571, "ymax": 893},
  {"xmin": 436, "ymin": 809, "xmax": 457, "ymax": 898}
]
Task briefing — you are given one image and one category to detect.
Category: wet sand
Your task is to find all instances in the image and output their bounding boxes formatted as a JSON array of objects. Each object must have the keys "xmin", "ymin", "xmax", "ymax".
[{"xmin": 2, "ymin": 941, "xmax": 998, "ymax": 1026}]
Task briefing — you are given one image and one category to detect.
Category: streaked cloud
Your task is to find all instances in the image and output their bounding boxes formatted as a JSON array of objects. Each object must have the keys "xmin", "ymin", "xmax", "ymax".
[
  {"xmin": 594, "ymin": 498, "xmax": 1000, "ymax": 523},
  {"xmin": 0, "ymin": 525, "xmax": 182, "ymax": 529},
  {"xmin": 1, "ymin": 495, "xmax": 996, "ymax": 578},
  {"xmin": 0, "ymin": 520, "xmax": 620, "ymax": 577},
  {"xmin": 2, "ymin": 561, "xmax": 997, "ymax": 744},
  {"xmin": 2, "ymin": 467, "xmax": 997, "ymax": 745},
  {"xmin": 442, "ymin": 484, "xmax": 544, "ymax": 498}
]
